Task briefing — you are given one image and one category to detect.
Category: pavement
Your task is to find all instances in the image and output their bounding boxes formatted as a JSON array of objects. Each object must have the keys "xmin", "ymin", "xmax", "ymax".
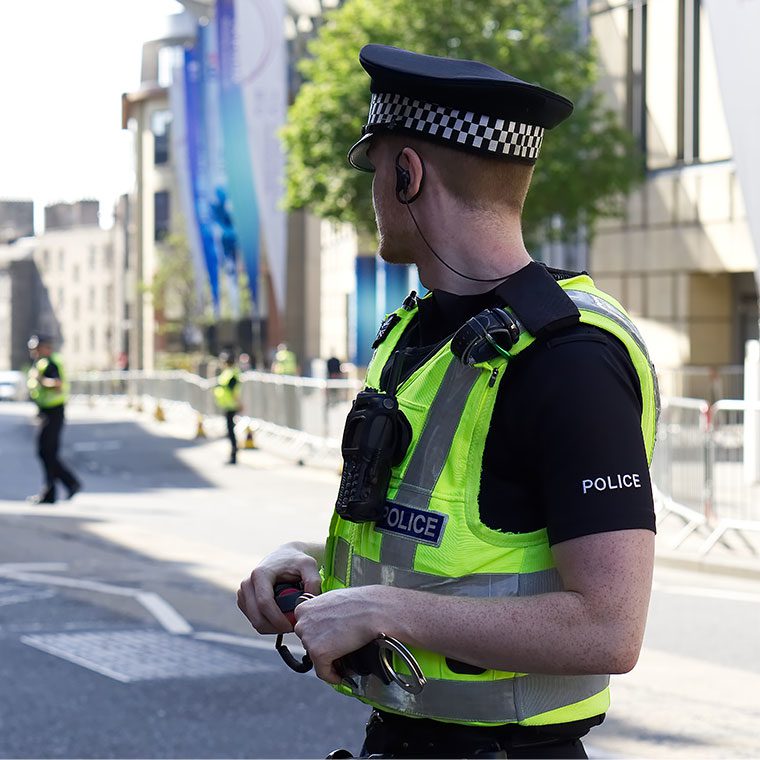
[{"xmin": 1, "ymin": 399, "xmax": 759, "ymax": 758}]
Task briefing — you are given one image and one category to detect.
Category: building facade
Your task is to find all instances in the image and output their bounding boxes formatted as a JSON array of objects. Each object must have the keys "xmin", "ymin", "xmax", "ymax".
[{"xmin": 588, "ymin": 0, "xmax": 758, "ymax": 382}]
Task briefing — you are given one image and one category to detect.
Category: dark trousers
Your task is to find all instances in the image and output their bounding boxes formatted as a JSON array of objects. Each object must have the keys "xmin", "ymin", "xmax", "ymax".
[
  {"xmin": 225, "ymin": 411, "xmax": 237, "ymax": 461},
  {"xmin": 37, "ymin": 406, "xmax": 79, "ymax": 498},
  {"xmin": 359, "ymin": 712, "xmax": 589, "ymax": 759}
]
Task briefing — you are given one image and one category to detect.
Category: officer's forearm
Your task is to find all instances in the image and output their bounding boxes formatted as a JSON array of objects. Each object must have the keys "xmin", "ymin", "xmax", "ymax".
[{"xmin": 373, "ymin": 530, "xmax": 653, "ymax": 676}]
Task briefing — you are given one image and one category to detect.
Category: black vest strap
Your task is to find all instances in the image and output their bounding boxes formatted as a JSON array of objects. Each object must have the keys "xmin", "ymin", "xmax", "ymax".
[{"xmin": 494, "ymin": 262, "xmax": 580, "ymax": 338}]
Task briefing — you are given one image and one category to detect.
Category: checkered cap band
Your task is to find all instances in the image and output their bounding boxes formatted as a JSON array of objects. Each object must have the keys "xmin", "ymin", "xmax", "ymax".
[{"xmin": 366, "ymin": 92, "xmax": 545, "ymax": 161}]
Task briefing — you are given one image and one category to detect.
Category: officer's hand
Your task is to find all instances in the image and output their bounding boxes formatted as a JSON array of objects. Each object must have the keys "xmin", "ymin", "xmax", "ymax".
[
  {"xmin": 293, "ymin": 586, "xmax": 384, "ymax": 685},
  {"xmin": 237, "ymin": 543, "xmax": 321, "ymax": 635}
]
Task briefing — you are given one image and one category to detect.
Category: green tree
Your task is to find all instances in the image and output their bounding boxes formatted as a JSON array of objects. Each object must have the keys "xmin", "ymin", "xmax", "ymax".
[
  {"xmin": 150, "ymin": 229, "xmax": 208, "ymax": 345},
  {"xmin": 283, "ymin": 0, "xmax": 641, "ymax": 244}
]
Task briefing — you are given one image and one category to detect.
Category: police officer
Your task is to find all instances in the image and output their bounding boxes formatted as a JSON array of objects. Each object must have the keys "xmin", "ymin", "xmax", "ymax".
[
  {"xmin": 26, "ymin": 334, "xmax": 81, "ymax": 504},
  {"xmin": 271, "ymin": 343, "xmax": 298, "ymax": 376},
  {"xmin": 214, "ymin": 351, "xmax": 242, "ymax": 465},
  {"xmin": 238, "ymin": 45, "xmax": 658, "ymax": 758}
]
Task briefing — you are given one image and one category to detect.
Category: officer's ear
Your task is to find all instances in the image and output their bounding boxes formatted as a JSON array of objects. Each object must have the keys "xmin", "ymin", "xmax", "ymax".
[{"xmin": 395, "ymin": 147, "xmax": 425, "ymax": 204}]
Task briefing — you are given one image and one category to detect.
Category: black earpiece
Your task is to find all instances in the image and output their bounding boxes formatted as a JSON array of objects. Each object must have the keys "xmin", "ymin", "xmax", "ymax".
[{"xmin": 395, "ymin": 156, "xmax": 411, "ymax": 201}]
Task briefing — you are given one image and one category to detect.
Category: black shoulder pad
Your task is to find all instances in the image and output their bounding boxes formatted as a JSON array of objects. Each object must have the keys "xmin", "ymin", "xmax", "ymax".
[
  {"xmin": 372, "ymin": 313, "xmax": 401, "ymax": 349},
  {"xmin": 494, "ymin": 262, "xmax": 580, "ymax": 338}
]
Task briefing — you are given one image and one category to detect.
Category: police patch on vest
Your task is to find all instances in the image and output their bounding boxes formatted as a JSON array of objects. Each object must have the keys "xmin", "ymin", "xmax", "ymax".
[{"xmin": 375, "ymin": 502, "xmax": 447, "ymax": 546}]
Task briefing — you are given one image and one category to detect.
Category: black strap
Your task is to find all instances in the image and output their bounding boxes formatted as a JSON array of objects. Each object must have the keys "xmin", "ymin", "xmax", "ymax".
[{"xmin": 494, "ymin": 262, "xmax": 580, "ymax": 338}]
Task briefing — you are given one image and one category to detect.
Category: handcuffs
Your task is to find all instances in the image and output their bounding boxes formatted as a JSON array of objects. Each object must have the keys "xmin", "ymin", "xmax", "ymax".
[{"xmin": 274, "ymin": 588, "xmax": 426, "ymax": 695}]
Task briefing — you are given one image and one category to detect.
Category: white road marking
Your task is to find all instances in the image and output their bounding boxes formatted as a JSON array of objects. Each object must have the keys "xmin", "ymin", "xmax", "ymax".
[
  {"xmin": 72, "ymin": 440, "xmax": 121, "ymax": 452},
  {"xmin": 194, "ymin": 630, "xmax": 306, "ymax": 657},
  {"xmin": 0, "ymin": 568, "xmax": 193, "ymax": 634},
  {"xmin": 21, "ymin": 634, "xmax": 134, "ymax": 683},
  {"xmin": 0, "ymin": 589, "xmax": 56, "ymax": 607},
  {"xmin": 651, "ymin": 581, "xmax": 760, "ymax": 604},
  {"xmin": 136, "ymin": 592, "xmax": 193, "ymax": 635},
  {"xmin": 0, "ymin": 562, "xmax": 69, "ymax": 573}
]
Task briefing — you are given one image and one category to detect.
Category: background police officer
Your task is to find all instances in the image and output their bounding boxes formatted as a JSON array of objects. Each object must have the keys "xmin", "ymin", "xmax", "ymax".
[
  {"xmin": 26, "ymin": 334, "xmax": 81, "ymax": 504},
  {"xmin": 214, "ymin": 351, "xmax": 242, "ymax": 465},
  {"xmin": 238, "ymin": 45, "xmax": 657, "ymax": 758},
  {"xmin": 271, "ymin": 343, "xmax": 298, "ymax": 376}
]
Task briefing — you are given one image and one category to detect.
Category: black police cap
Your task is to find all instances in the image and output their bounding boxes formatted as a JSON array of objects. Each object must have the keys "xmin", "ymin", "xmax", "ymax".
[
  {"xmin": 27, "ymin": 334, "xmax": 52, "ymax": 350},
  {"xmin": 348, "ymin": 44, "xmax": 574, "ymax": 171}
]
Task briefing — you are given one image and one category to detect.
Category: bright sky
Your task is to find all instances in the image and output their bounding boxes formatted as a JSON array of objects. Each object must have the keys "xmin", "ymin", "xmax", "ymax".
[{"xmin": 0, "ymin": 0, "xmax": 185, "ymax": 229}]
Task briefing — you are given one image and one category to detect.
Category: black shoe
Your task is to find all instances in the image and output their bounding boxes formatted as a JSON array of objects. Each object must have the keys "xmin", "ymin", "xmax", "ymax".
[
  {"xmin": 227, "ymin": 456, "xmax": 237, "ymax": 465},
  {"xmin": 27, "ymin": 491, "xmax": 56, "ymax": 505},
  {"xmin": 66, "ymin": 482, "xmax": 82, "ymax": 500}
]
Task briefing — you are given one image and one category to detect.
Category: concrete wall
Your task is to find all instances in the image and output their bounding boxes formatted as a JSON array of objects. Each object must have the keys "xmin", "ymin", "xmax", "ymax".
[{"xmin": 589, "ymin": 0, "xmax": 758, "ymax": 369}]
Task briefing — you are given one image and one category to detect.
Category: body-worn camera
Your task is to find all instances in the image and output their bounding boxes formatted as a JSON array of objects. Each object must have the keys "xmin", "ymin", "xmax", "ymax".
[{"xmin": 335, "ymin": 390, "xmax": 412, "ymax": 523}]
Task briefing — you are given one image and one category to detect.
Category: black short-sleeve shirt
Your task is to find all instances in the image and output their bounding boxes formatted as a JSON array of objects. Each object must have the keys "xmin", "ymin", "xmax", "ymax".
[
  {"xmin": 42, "ymin": 357, "xmax": 61, "ymax": 380},
  {"xmin": 380, "ymin": 278, "xmax": 656, "ymax": 544}
]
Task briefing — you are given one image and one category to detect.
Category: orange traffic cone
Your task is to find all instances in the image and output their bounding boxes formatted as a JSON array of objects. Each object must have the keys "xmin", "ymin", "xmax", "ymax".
[
  {"xmin": 195, "ymin": 412, "xmax": 206, "ymax": 439},
  {"xmin": 154, "ymin": 401, "xmax": 166, "ymax": 422},
  {"xmin": 242, "ymin": 424, "xmax": 256, "ymax": 449}
]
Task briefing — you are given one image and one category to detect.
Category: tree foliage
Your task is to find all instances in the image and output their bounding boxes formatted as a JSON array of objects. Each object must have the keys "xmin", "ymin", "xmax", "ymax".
[{"xmin": 282, "ymin": 0, "xmax": 641, "ymax": 243}]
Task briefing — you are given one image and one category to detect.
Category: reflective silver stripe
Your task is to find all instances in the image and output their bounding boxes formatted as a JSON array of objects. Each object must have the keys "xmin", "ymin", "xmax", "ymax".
[
  {"xmin": 380, "ymin": 360, "xmax": 479, "ymax": 568},
  {"xmin": 351, "ymin": 554, "xmax": 563, "ymax": 596},
  {"xmin": 565, "ymin": 290, "xmax": 649, "ymax": 364},
  {"xmin": 333, "ymin": 537, "xmax": 350, "ymax": 585},
  {"xmin": 565, "ymin": 289, "xmax": 661, "ymax": 425},
  {"xmin": 354, "ymin": 672, "xmax": 609, "ymax": 724}
]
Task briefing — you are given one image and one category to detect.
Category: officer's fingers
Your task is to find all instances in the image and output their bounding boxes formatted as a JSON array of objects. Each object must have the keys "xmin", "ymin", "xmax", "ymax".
[
  {"xmin": 310, "ymin": 653, "xmax": 342, "ymax": 685},
  {"xmin": 237, "ymin": 579, "xmax": 277, "ymax": 634},
  {"xmin": 252, "ymin": 573, "xmax": 293, "ymax": 634},
  {"xmin": 299, "ymin": 562, "xmax": 322, "ymax": 596}
]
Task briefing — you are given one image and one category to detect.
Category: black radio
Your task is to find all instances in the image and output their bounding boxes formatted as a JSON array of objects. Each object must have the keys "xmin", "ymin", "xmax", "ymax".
[{"xmin": 335, "ymin": 390, "xmax": 412, "ymax": 523}]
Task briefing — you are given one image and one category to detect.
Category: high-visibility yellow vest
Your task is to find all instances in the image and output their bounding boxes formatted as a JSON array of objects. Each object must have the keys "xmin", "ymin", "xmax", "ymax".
[
  {"xmin": 27, "ymin": 353, "xmax": 67, "ymax": 409},
  {"xmin": 214, "ymin": 367, "xmax": 241, "ymax": 411},
  {"xmin": 272, "ymin": 349, "xmax": 297, "ymax": 375},
  {"xmin": 322, "ymin": 272, "xmax": 659, "ymax": 727}
]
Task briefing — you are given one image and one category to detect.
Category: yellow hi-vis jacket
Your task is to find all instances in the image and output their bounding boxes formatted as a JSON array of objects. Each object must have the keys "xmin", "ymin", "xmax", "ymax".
[
  {"xmin": 322, "ymin": 272, "xmax": 659, "ymax": 726},
  {"xmin": 27, "ymin": 353, "xmax": 68, "ymax": 410},
  {"xmin": 214, "ymin": 367, "xmax": 241, "ymax": 411}
]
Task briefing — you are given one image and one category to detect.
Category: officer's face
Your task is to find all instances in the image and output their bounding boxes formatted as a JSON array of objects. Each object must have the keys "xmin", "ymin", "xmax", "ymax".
[{"xmin": 369, "ymin": 140, "xmax": 416, "ymax": 265}]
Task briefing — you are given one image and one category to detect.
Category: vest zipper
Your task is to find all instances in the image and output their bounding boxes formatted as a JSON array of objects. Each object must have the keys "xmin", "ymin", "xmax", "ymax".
[{"xmin": 488, "ymin": 368, "xmax": 499, "ymax": 387}]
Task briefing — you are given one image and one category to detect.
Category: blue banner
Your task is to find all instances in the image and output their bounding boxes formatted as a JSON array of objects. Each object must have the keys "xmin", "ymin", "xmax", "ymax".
[
  {"xmin": 353, "ymin": 257, "xmax": 378, "ymax": 368},
  {"xmin": 203, "ymin": 18, "xmax": 240, "ymax": 317},
  {"xmin": 383, "ymin": 262, "xmax": 412, "ymax": 315},
  {"xmin": 184, "ymin": 32, "xmax": 220, "ymax": 313},
  {"xmin": 216, "ymin": 0, "xmax": 261, "ymax": 311}
]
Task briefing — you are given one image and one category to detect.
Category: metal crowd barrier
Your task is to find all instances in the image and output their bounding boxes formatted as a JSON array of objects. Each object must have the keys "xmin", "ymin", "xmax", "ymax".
[
  {"xmin": 70, "ymin": 371, "xmax": 760, "ymax": 554},
  {"xmin": 653, "ymin": 397, "xmax": 760, "ymax": 555},
  {"xmin": 70, "ymin": 370, "xmax": 361, "ymax": 466}
]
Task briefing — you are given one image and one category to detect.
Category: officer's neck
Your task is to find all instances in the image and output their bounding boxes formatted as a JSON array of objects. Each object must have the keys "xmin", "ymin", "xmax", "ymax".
[{"xmin": 415, "ymin": 210, "xmax": 531, "ymax": 296}]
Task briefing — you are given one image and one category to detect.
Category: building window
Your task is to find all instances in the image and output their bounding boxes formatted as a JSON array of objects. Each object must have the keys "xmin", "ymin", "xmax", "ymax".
[
  {"xmin": 89, "ymin": 245, "xmax": 97, "ymax": 270},
  {"xmin": 58, "ymin": 287, "xmax": 64, "ymax": 309},
  {"xmin": 73, "ymin": 297, "xmax": 80, "ymax": 319},
  {"xmin": 154, "ymin": 191, "xmax": 170, "ymax": 241},
  {"xmin": 89, "ymin": 326, "xmax": 96, "ymax": 352},
  {"xmin": 58, "ymin": 249, "xmax": 65, "ymax": 271},
  {"xmin": 677, "ymin": 0, "xmax": 700, "ymax": 163},
  {"xmin": 626, "ymin": 0, "xmax": 647, "ymax": 158},
  {"xmin": 42, "ymin": 249, "xmax": 50, "ymax": 269},
  {"xmin": 152, "ymin": 110, "xmax": 172, "ymax": 166},
  {"xmin": 103, "ymin": 244, "xmax": 113, "ymax": 268},
  {"xmin": 73, "ymin": 264, "xmax": 80, "ymax": 283},
  {"xmin": 88, "ymin": 286, "xmax": 96, "ymax": 310}
]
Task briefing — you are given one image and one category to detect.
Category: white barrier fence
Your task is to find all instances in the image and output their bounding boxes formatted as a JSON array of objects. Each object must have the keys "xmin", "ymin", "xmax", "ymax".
[
  {"xmin": 72, "ymin": 371, "xmax": 760, "ymax": 554},
  {"xmin": 653, "ymin": 397, "xmax": 760, "ymax": 555},
  {"xmin": 70, "ymin": 370, "xmax": 362, "ymax": 467}
]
